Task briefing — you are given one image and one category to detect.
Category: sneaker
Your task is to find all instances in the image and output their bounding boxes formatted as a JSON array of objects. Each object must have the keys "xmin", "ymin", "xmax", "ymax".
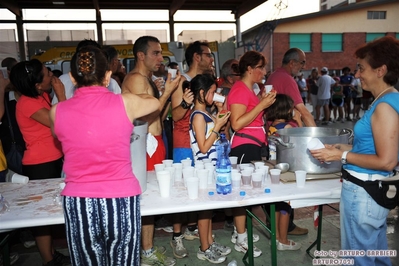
[
  {"xmin": 210, "ymin": 242, "xmax": 231, "ymax": 256},
  {"xmin": 341, "ymin": 118, "xmax": 345, "ymax": 123},
  {"xmin": 170, "ymin": 235, "xmax": 188, "ymax": 258},
  {"xmin": 197, "ymin": 248, "xmax": 226, "ymax": 264},
  {"xmin": 0, "ymin": 252, "xmax": 19, "ymax": 265},
  {"xmin": 19, "ymin": 229, "xmax": 36, "ymax": 248},
  {"xmin": 183, "ymin": 228, "xmax": 199, "ymax": 240},
  {"xmin": 346, "ymin": 117, "xmax": 352, "ymax": 121},
  {"xmin": 234, "ymin": 238, "xmax": 262, "ymax": 258},
  {"xmin": 141, "ymin": 249, "xmax": 176, "ymax": 266},
  {"xmin": 155, "ymin": 216, "xmax": 173, "ymax": 233},
  {"xmin": 277, "ymin": 240, "xmax": 301, "ymax": 251},
  {"xmin": 230, "ymin": 230, "xmax": 259, "ymax": 244},
  {"xmin": 53, "ymin": 250, "xmax": 71, "ymax": 266}
]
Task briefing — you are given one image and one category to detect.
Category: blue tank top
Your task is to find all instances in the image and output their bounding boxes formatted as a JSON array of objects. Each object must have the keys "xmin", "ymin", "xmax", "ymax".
[{"xmin": 344, "ymin": 92, "xmax": 399, "ymax": 175}]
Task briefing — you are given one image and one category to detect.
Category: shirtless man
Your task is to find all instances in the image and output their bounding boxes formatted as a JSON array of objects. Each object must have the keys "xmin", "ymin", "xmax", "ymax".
[{"xmin": 122, "ymin": 35, "xmax": 182, "ymax": 266}]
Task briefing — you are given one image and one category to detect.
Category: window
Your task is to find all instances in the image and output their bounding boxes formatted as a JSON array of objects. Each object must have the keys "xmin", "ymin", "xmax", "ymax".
[
  {"xmin": 321, "ymin": 34, "xmax": 342, "ymax": 52},
  {"xmin": 366, "ymin": 33, "xmax": 385, "ymax": 42},
  {"xmin": 367, "ymin": 11, "xmax": 386, "ymax": 19},
  {"xmin": 289, "ymin": 34, "xmax": 311, "ymax": 52}
]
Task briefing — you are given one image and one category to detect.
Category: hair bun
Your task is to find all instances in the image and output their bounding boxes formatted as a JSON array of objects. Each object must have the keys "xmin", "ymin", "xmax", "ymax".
[{"xmin": 77, "ymin": 51, "xmax": 96, "ymax": 76}]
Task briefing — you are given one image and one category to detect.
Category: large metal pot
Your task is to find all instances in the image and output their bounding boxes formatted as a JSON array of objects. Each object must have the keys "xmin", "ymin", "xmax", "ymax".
[
  {"xmin": 268, "ymin": 127, "xmax": 352, "ymax": 174},
  {"xmin": 130, "ymin": 120, "xmax": 148, "ymax": 192}
]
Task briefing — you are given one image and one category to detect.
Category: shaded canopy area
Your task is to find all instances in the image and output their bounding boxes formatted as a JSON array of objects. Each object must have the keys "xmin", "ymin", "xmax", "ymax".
[{"xmin": 0, "ymin": 0, "xmax": 267, "ymax": 19}]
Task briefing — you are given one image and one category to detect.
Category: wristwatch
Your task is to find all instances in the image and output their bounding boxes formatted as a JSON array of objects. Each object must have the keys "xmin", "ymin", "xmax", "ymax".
[
  {"xmin": 341, "ymin": 151, "xmax": 349, "ymax": 164},
  {"xmin": 180, "ymin": 99, "xmax": 190, "ymax": 109}
]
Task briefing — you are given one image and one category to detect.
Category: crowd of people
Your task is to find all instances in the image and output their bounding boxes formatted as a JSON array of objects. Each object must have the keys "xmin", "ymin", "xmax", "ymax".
[{"xmin": 0, "ymin": 35, "xmax": 398, "ymax": 266}]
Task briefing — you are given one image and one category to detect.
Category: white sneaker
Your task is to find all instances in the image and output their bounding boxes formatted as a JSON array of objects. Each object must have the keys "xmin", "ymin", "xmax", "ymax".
[
  {"xmin": 277, "ymin": 240, "xmax": 301, "ymax": 251},
  {"xmin": 183, "ymin": 228, "xmax": 199, "ymax": 240},
  {"xmin": 210, "ymin": 242, "xmax": 231, "ymax": 256},
  {"xmin": 230, "ymin": 230, "xmax": 259, "ymax": 244},
  {"xmin": 170, "ymin": 235, "xmax": 188, "ymax": 258},
  {"xmin": 141, "ymin": 248, "xmax": 176, "ymax": 266},
  {"xmin": 234, "ymin": 238, "xmax": 262, "ymax": 258},
  {"xmin": 197, "ymin": 248, "xmax": 226, "ymax": 264}
]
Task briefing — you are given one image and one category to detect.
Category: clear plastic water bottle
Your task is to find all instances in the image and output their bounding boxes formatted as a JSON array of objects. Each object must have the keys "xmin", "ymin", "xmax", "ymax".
[{"xmin": 215, "ymin": 133, "xmax": 232, "ymax": 195}]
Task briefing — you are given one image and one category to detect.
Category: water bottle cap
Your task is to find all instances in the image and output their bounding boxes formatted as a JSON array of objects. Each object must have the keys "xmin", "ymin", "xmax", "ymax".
[
  {"xmin": 208, "ymin": 191, "xmax": 214, "ymax": 196},
  {"xmin": 239, "ymin": 191, "xmax": 246, "ymax": 196},
  {"xmin": 265, "ymin": 188, "xmax": 271, "ymax": 193}
]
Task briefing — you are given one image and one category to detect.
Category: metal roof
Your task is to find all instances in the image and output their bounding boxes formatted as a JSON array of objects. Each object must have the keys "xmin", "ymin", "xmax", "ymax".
[{"xmin": 0, "ymin": 0, "xmax": 268, "ymax": 19}]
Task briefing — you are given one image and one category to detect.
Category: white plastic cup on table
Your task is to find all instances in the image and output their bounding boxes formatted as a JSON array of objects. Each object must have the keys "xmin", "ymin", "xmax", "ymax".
[
  {"xmin": 252, "ymin": 173, "xmax": 263, "ymax": 188},
  {"xmin": 241, "ymin": 170, "xmax": 252, "ymax": 186},
  {"xmin": 168, "ymin": 68, "xmax": 177, "ymax": 80},
  {"xmin": 229, "ymin": 156, "xmax": 238, "ymax": 169},
  {"xmin": 183, "ymin": 167, "xmax": 195, "ymax": 187},
  {"xmin": 202, "ymin": 158, "xmax": 211, "ymax": 164},
  {"xmin": 164, "ymin": 166, "xmax": 175, "ymax": 187},
  {"xmin": 186, "ymin": 177, "xmax": 199, "ymax": 199},
  {"xmin": 11, "ymin": 173, "xmax": 29, "ymax": 184},
  {"xmin": 204, "ymin": 164, "xmax": 215, "ymax": 185},
  {"xmin": 258, "ymin": 165, "xmax": 269, "ymax": 184},
  {"xmin": 212, "ymin": 93, "xmax": 226, "ymax": 103},
  {"xmin": 162, "ymin": 159, "xmax": 173, "ymax": 167},
  {"xmin": 194, "ymin": 163, "xmax": 204, "ymax": 170},
  {"xmin": 156, "ymin": 170, "xmax": 171, "ymax": 197},
  {"xmin": 181, "ymin": 159, "xmax": 192, "ymax": 169},
  {"xmin": 154, "ymin": 163, "xmax": 165, "ymax": 172},
  {"xmin": 254, "ymin": 161, "xmax": 265, "ymax": 169},
  {"xmin": 231, "ymin": 172, "xmax": 241, "ymax": 189},
  {"xmin": 265, "ymin": 85, "xmax": 273, "ymax": 93},
  {"xmin": 173, "ymin": 163, "xmax": 183, "ymax": 182},
  {"xmin": 295, "ymin": 170, "xmax": 307, "ymax": 188},
  {"xmin": 270, "ymin": 169, "xmax": 281, "ymax": 184},
  {"xmin": 196, "ymin": 169, "xmax": 209, "ymax": 189}
]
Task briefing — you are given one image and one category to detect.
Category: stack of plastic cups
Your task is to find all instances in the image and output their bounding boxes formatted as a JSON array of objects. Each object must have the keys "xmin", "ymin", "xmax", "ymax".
[
  {"xmin": 182, "ymin": 166, "xmax": 195, "ymax": 187},
  {"xmin": 172, "ymin": 163, "xmax": 183, "ymax": 184},
  {"xmin": 204, "ymin": 163, "xmax": 215, "ymax": 185},
  {"xmin": 181, "ymin": 158, "xmax": 192, "ymax": 169},
  {"xmin": 164, "ymin": 166, "xmax": 175, "ymax": 190}
]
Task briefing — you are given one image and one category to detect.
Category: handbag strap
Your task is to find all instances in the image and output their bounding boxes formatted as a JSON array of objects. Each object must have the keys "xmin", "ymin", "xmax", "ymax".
[
  {"xmin": 4, "ymin": 94, "xmax": 16, "ymax": 143},
  {"xmin": 235, "ymin": 132, "xmax": 264, "ymax": 146}
]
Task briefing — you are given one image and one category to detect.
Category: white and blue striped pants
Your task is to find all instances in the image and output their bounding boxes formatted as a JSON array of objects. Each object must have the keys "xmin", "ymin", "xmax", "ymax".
[{"xmin": 63, "ymin": 195, "xmax": 141, "ymax": 266}]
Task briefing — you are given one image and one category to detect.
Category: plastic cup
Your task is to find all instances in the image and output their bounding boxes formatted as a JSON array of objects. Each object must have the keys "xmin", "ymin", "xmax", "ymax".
[
  {"xmin": 162, "ymin": 159, "xmax": 173, "ymax": 167},
  {"xmin": 295, "ymin": 170, "xmax": 307, "ymax": 188},
  {"xmin": 11, "ymin": 173, "xmax": 29, "ymax": 184},
  {"xmin": 0, "ymin": 67, "xmax": 8, "ymax": 79},
  {"xmin": 265, "ymin": 85, "xmax": 273, "ymax": 93},
  {"xmin": 181, "ymin": 159, "xmax": 192, "ymax": 168},
  {"xmin": 252, "ymin": 173, "xmax": 263, "ymax": 188},
  {"xmin": 183, "ymin": 167, "xmax": 195, "ymax": 187},
  {"xmin": 154, "ymin": 163, "xmax": 165, "ymax": 172},
  {"xmin": 231, "ymin": 172, "xmax": 242, "ymax": 189},
  {"xmin": 186, "ymin": 177, "xmax": 199, "ymax": 199},
  {"xmin": 241, "ymin": 170, "xmax": 252, "ymax": 186},
  {"xmin": 254, "ymin": 161, "xmax": 265, "ymax": 169},
  {"xmin": 168, "ymin": 68, "xmax": 177, "ymax": 80},
  {"xmin": 156, "ymin": 170, "xmax": 171, "ymax": 197},
  {"xmin": 204, "ymin": 165, "xmax": 215, "ymax": 185},
  {"xmin": 173, "ymin": 163, "xmax": 183, "ymax": 182},
  {"xmin": 229, "ymin": 156, "xmax": 238, "ymax": 169},
  {"xmin": 196, "ymin": 169, "xmax": 209, "ymax": 189},
  {"xmin": 212, "ymin": 93, "xmax": 226, "ymax": 103},
  {"xmin": 270, "ymin": 169, "xmax": 281, "ymax": 184}
]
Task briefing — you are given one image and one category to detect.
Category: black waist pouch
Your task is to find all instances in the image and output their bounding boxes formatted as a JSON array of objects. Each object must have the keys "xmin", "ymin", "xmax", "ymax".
[
  {"xmin": 235, "ymin": 132, "xmax": 269, "ymax": 160},
  {"xmin": 342, "ymin": 169, "xmax": 399, "ymax": 210}
]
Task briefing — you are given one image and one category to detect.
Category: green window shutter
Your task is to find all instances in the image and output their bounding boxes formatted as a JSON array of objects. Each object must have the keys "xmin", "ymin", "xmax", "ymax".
[
  {"xmin": 366, "ymin": 33, "xmax": 385, "ymax": 42},
  {"xmin": 321, "ymin": 34, "xmax": 342, "ymax": 52},
  {"xmin": 290, "ymin": 34, "xmax": 311, "ymax": 52}
]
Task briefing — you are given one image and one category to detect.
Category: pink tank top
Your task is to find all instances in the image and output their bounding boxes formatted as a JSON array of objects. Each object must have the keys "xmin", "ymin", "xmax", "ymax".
[{"xmin": 54, "ymin": 86, "xmax": 140, "ymax": 198}]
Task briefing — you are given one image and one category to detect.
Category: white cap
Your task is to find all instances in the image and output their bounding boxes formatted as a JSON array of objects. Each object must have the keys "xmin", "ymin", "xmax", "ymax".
[{"xmin": 321, "ymin": 67, "xmax": 328, "ymax": 72}]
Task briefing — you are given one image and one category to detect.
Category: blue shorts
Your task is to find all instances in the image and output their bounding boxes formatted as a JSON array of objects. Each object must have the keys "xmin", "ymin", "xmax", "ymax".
[{"xmin": 173, "ymin": 148, "xmax": 194, "ymax": 164}]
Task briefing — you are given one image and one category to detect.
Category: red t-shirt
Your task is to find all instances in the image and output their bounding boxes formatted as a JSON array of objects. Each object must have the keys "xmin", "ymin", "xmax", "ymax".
[
  {"xmin": 16, "ymin": 93, "xmax": 63, "ymax": 165},
  {"xmin": 266, "ymin": 67, "xmax": 303, "ymax": 106}
]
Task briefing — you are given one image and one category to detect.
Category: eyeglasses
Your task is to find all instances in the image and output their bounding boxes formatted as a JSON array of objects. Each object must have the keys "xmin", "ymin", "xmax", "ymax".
[
  {"xmin": 201, "ymin": 52, "xmax": 214, "ymax": 58},
  {"xmin": 294, "ymin": 59, "xmax": 306, "ymax": 66}
]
